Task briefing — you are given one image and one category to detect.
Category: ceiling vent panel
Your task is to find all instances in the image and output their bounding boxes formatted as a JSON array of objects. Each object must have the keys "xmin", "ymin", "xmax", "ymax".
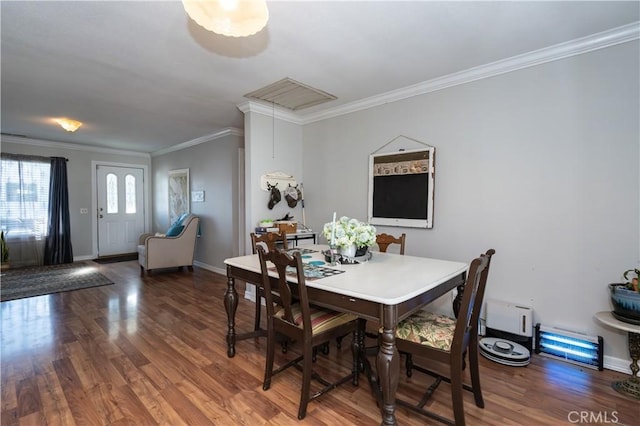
[{"xmin": 245, "ymin": 77, "xmax": 337, "ymax": 111}]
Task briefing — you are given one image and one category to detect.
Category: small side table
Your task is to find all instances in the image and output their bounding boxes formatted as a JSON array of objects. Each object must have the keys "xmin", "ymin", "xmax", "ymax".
[{"xmin": 595, "ymin": 311, "xmax": 640, "ymax": 400}]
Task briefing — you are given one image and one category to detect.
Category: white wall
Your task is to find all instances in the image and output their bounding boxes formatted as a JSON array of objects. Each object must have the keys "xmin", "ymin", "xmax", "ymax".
[
  {"xmin": 151, "ymin": 132, "xmax": 243, "ymax": 272},
  {"xmin": 301, "ymin": 41, "xmax": 639, "ymax": 367},
  {"xmin": 242, "ymin": 104, "xmax": 304, "ymax": 252}
]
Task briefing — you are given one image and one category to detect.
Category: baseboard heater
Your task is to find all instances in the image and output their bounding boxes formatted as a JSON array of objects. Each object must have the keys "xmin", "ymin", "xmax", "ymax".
[{"xmin": 534, "ymin": 323, "xmax": 603, "ymax": 371}]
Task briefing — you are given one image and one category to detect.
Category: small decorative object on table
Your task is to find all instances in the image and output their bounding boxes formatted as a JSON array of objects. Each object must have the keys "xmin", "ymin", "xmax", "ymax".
[
  {"xmin": 322, "ymin": 215, "xmax": 376, "ymax": 263},
  {"xmin": 323, "ymin": 249, "xmax": 372, "ymax": 265}
]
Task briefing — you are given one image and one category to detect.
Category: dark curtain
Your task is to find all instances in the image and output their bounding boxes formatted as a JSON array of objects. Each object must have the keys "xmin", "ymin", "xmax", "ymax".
[{"xmin": 44, "ymin": 157, "xmax": 73, "ymax": 264}]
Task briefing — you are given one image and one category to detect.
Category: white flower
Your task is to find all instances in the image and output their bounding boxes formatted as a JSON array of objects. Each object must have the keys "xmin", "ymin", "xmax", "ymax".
[{"xmin": 323, "ymin": 216, "xmax": 376, "ymax": 248}]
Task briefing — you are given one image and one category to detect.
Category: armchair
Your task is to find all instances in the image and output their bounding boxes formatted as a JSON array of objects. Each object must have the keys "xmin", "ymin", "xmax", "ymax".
[{"xmin": 137, "ymin": 214, "xmax": 200, "ymax": 276}]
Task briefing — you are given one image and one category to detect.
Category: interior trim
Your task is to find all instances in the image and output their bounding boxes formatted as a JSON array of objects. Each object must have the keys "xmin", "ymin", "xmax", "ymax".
[
  {"xmin": 0, "ymin": 134, "xmax": 151, "ymax": 158},
  {"xmin": 300, "ymin": 22, "xmax": 640, "ymax": 124},
  {"xmin": 151, "ymin": 127, "xmax": 244, "ymax": 157}
]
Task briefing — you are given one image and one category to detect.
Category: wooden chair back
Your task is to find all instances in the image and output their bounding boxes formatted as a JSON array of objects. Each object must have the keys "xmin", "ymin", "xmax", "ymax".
[
  {"xmin": 376, "ymin": 233, "xmax": 406, "ymax": 254},
  {"xmin": 256, "ymin": 245, "xmax": 359, "ymax": 419},
  {"xmin": 249, "ymin": 231, "xmax": 288, "ymax": 333},
  {"xmin": 250, "ymin": 231, "xmax": 288, "ymax": 254},
  {"xmin": 257, "ymin": 246, "xmax": 310, "ymax": 334},
  {"xmin": 452, "ymin": 249, "xmax": 495, "ymax": 356},
  {"xmin": 395, "ymin": 248, "xmax": 495, "ymax": 426}
]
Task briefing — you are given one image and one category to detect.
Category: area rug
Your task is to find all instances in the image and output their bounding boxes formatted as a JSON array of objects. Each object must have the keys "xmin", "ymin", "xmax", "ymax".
[{"xmin": 0, "ymin": 261, "xmax": 113, "ymax": 302}]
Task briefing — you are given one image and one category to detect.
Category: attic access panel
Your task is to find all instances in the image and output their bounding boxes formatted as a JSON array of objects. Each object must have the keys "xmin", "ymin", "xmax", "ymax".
[
  {"xmin": 244, "ymin": 77, "xmax": 337, "ymax": 111},
  {"xmin": 368, "ymin": 147, "xmax": 435, "ymax": 229}
]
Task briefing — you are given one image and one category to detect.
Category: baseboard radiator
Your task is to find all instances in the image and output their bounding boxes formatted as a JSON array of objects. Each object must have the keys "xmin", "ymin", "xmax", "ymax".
[{"xmin": 534, "ymin": 323, "xmax": 603, "ymax": 371}]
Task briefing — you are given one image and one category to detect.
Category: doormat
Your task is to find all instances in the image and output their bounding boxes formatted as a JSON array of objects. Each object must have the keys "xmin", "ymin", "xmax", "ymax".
[
  {"xmin": 94, "ymin": 253, "xmax": 139, "ymax": 264},
  {"xmin": 0, "ymin": 261, "xmax": 114, "ymax": 302}
]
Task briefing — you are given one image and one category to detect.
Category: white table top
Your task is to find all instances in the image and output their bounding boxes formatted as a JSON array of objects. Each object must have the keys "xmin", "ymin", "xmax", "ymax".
[
  {"xmin": 595, "ymin": 311, "xmax": 640, "ymax": 334},
  {"xmin": 224, "ymin": 245, "xmax": 468, "ymax": 305}
]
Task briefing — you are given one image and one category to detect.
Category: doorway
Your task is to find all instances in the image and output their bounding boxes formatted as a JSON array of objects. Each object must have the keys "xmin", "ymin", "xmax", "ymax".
[{"xmin": 96, "ymin": 165, "xmax": 146, "ymax": 256}]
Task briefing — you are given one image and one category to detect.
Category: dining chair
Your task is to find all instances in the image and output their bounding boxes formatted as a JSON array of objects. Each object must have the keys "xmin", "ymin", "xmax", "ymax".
[
  {"xmin": 256, "ymin": 246, "xmax": 360, "ymax": 420},
  {"xmin": 392, "ymin": 248, "xmax": 495, "ymax": 426},
  {"xmin": 376, "ymin": 232, "xmax": 406, "ymax": 254},
  {"xmin": 250, "ymin": 231, "xmax": 288, "ymax": 332}
]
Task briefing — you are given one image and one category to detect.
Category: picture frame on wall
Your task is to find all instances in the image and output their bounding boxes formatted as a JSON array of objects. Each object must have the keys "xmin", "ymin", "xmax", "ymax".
[
  {"xmin": 368, "ymin": 146, "xmax": 435, "ymax": 228},
  {"xmin": 191, "ymin": 190, "xmax": 205, "ymax": 202},
  {"xmin": 168, "ymin": 168, "xmax": 189, "ymax": 224}
]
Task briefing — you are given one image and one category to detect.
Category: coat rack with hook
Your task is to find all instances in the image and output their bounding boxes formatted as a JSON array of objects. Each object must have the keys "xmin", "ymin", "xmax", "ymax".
[{"xmin": 260, "ymin": 171, "xmax": 296, "ymax": 192}]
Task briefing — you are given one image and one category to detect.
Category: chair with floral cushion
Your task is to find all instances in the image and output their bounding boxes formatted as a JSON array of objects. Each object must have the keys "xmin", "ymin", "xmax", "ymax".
[
  {"xmin": 392, "ymin": 249, "xmax": 495, "ymax": 426},
  {"xmin": 250, "ymin": 231, "xmax": 288, "ymax": 332},
  {"xmin": 257, "ymin": 245, "xmax": 360, "ymax": 420}
]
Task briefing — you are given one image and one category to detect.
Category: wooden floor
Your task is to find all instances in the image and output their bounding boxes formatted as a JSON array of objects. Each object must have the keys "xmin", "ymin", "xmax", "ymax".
[{"xmin": 1, "ymin": 261, "xmax": 637, "ymax": 425}]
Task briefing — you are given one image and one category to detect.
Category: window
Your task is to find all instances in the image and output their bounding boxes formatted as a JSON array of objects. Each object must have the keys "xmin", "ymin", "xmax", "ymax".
[
  {"xmin": 125, "ymin": 174, "xmax": 136, "ymax": 214},
  {"xmin": 0, "ymin": 157, "xmax": 50, "ymax": 239},
  {"xmin": 106, "ymin": 173, "xmax": 118, "ymax": 214}
]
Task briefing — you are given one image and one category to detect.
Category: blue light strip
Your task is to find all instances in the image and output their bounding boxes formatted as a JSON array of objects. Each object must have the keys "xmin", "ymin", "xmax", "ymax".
[
  {"xmin": 540, "ymin": 332, "xmax": 596, "ymax": 350},
  {"xmin": 541, "ymin": 342, "xmax": 597, "ymax": 360}
]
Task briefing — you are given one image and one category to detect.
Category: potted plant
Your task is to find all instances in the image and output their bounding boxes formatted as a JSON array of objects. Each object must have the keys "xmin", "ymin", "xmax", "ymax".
[
  {"xmin": 623, "ymin": 268, "xmax": 639, "ymax": 292},
  {"xmin": 1, "ymin": 231, "xmax": 9, "ymax": 270},
  {"xmin": 609, "ymin": 267, "xmax": 640, "ymax": 325}
]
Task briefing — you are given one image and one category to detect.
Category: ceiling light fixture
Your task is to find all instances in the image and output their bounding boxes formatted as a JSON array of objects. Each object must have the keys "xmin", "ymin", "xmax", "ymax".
[
  {"xmin": 54, "ymin": 118, "xmax": 83, "ymax": 132},
  {"xmin": 181, "ymin": 0, "xmax": 269, "ymax": 37}
]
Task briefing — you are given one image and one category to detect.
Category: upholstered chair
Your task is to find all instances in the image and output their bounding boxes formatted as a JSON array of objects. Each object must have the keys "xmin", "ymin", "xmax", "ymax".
[{"xmin": 137, "ymin": 214, "xmax": 200, "ymax": 276}]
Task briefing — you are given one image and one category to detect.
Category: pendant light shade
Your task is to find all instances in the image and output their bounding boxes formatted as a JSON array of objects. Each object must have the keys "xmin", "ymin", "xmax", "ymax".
[{"xmin": 182, "ymin": 0, "xmax": 269, "ymax": 37}]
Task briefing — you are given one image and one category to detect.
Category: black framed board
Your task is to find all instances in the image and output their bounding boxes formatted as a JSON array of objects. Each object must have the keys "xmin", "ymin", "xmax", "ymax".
[{"xmin": 367, "ymin": 147, "xmax": 435, "ymax": 228}]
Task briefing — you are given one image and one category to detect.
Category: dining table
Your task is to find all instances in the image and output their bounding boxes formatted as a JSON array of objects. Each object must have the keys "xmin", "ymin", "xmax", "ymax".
[{"xmin": 224, "ymin": 244, "xmax": 468, "ymax": 425}]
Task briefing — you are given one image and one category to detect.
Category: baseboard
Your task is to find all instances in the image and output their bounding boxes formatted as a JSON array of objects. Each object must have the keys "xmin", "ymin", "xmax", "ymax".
[
  {"xmin": 191, "ymin": 260, "xmax": 260, "ymax": 303},
  {"xmin": 74, "ymin": 255, "xmax": 95, "ymax": 261},
  {"xmin": 192, "ymin": 260, "xmax": 225, "ymax": 276},
  {"xmin": 244, "ymin": 284, "xmax": 257, "ymax": 303},
  {"xmin": 603, "ymin": 355, "xmax": 633, "ymax": 375}
]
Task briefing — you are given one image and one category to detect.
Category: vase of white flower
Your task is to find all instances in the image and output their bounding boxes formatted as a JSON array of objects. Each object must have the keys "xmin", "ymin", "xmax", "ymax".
[
  {"xmin": 323, "ymin": 216, "xmax": 376, "ymax": 257},
  {"xmin": 339, "ymin": 244, "xmax": 357, "ymax": 258}
]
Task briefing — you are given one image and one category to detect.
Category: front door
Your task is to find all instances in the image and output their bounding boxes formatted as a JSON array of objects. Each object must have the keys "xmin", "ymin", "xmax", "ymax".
[{"xmin": 97, "ymin": 165, "xmax": 145, "ymax": 256}]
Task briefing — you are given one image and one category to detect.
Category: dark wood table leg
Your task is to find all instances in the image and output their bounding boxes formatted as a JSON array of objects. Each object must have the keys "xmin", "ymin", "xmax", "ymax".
[
  {"xmin": 224, "ymin": 267, "xmax": 239, "ymax": 358},
  {"xmin": 377, "ymin": 304, "xmax": 399, "ymax": 426},
  {"xmin": 452, "ymin": 271, "xmax": 467, "ymax": 318}
]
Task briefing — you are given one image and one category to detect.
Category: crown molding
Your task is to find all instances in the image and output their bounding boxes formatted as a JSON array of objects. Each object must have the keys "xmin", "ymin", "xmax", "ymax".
[
  {"xmin": 1, "ymin": 134, "xmax": 151, "ymax": 158},
  {"xmin": 237, "ymin": 100, "xmax": 304, "ymax": 125},
  {"xmin": 300, "ymin": 21, "xmax": 640, "ymax": 124},
  {"xmin": 150, "ymin": 127, "xmax": 244, "ymax": 157}
]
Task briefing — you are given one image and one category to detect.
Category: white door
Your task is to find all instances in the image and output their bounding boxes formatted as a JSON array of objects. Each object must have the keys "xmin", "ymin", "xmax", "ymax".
[{"xmin": 97, "ymin": 166, "xmax": 145, "ymax": 256}]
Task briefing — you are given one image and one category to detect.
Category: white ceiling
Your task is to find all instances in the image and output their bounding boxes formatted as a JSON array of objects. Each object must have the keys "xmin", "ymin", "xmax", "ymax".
[{"xmin": 1, "ymin": 1, "xmax": 638, "ymax": 154}]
